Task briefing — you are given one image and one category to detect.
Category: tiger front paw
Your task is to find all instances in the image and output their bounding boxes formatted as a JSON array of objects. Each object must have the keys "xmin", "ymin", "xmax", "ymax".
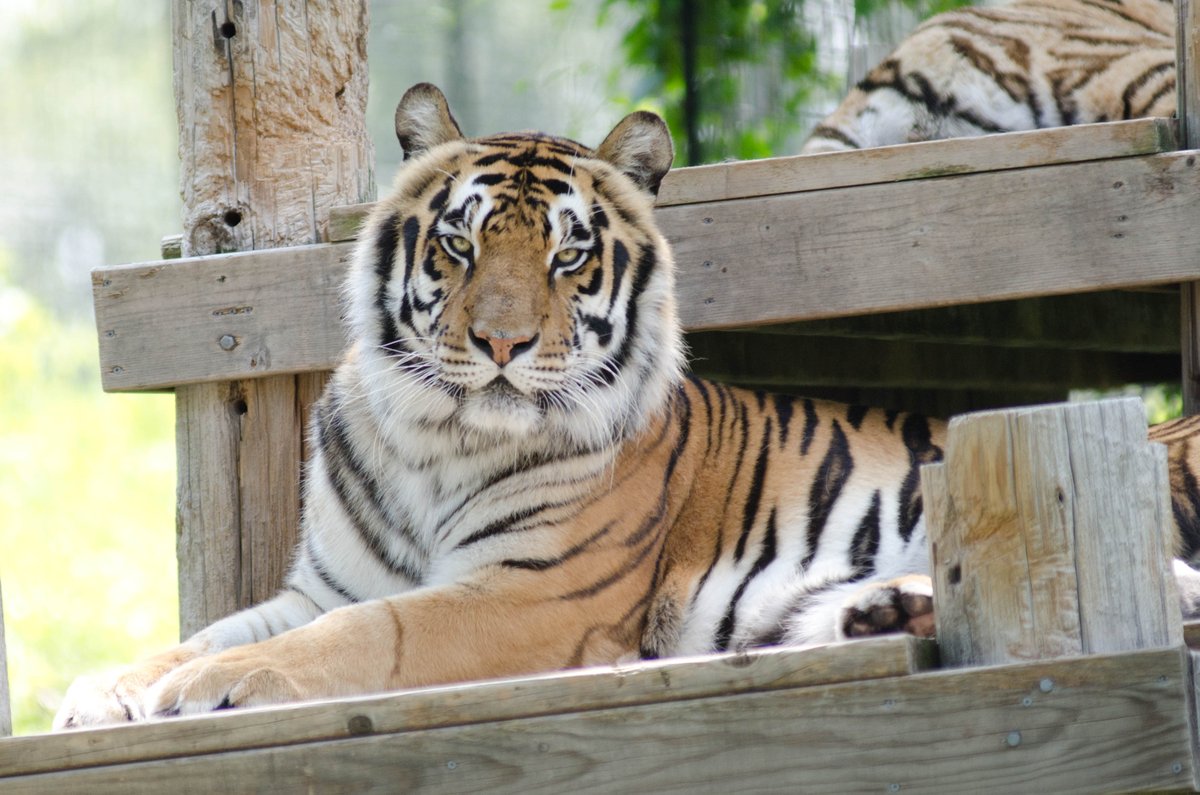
[
  {"xmin": 840, "ymin": 574, "xmax": 935, "ymax": 639},
  {"xmin": 54, "ymin": 645, "xmax": 203, "ymax": 730},
  {"xmin": 146, "ymin": 643, "xmax": 308, "ymax": 718},
  {"xmin": 54, "ymin": 670, "xmax": 151, "ymax": 729}
]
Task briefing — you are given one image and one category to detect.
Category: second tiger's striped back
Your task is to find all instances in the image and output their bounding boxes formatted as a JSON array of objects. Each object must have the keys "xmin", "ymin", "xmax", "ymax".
[{"xmin": 802, "ymin": 0, "xmax": 1175, "ymax": 153}]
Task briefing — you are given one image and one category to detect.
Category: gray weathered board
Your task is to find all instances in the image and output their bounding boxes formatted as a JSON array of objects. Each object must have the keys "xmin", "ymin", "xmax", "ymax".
[
  {"xmin": 923, "ymin": 399, "xmax": 1179, "ymax": 668},
  {"xmin": 1, "ymin": 644, "xmax": 1195, "ymax": 794},
  {"xmin": 94, "ymin": 124, "xmax": 1198, "ymax": 392},
  {"xmin": 327, "ymin": 117, "xmax": 1177, "ymax": 239}
]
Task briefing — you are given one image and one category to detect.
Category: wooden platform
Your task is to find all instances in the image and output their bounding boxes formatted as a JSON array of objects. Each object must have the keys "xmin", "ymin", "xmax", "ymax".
[
  {"xmin": 94, "ymin": 119, "xmax": 1184, "ymax": 415},
  {"xmin": 2, "ymin": 636, "xmax": 1198, "ymax": 794},
  {"xmin": 25, "ymin": 93, "xmax": 1196, "ymax": 795}
]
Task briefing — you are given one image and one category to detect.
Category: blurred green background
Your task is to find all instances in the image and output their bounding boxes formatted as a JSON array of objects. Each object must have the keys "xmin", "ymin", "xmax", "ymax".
[{"xmin": 0, "ymin": 0, "xmax": 1180, "ymax": 735}]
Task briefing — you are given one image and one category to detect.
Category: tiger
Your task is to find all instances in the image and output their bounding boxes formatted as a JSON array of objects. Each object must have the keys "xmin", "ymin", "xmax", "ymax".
[
  {"xmin": 801, "ymin": 0, "xmax": 1175, "ymax": 153},
  {"xmin": 55, "ymin": 82, "xmax": 1200, "ymax": 728}
]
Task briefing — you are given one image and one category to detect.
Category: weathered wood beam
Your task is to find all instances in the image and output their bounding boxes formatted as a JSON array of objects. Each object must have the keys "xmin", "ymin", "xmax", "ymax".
[
  {"xmin": 741, "ymin": 290, "xmax": 1179, "ymax": 353},
  {"xmin": 1, "ymin": 647, "xmax": 1193, "ymax": 793},
  {"xmin": 724, "ymin": 385, "xmax": 1069, "ymax": 419},
  {"xmin": 922, "ymin": 398, "xmax": 1179, "ymax": 668},
  {"xmin": 96, "ymin": 151, "xmax": 1200, "ymax": 391},
  {"xmin": 1179, "ymin": 0, "xmax": 1200, "ymax": 414},
  {"xmin": 171, "ymin": 0, "xmax": 372, "ymax": 638},
  {"xmin": 326, "ymin": 117, "xmax": 1177, "ymax": 241},
  {"xmin": 0, "ymin": 635, "xmax": 931, "ymax": 778},
  {"xmin": 687, "ymin": 334, "xmax": 1178, "ymax": 392}
]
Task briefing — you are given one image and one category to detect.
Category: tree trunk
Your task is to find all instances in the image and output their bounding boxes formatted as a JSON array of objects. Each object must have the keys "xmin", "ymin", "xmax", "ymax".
[{"xmin": 171, "ymin": 0, "xmax": 373, "ymax": 638}]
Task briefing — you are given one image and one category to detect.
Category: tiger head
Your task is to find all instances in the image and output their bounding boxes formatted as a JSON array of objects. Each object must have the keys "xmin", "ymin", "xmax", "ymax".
[{"xmin": 347, "ymin": 83, "xmax": 685, "ymax": 450}]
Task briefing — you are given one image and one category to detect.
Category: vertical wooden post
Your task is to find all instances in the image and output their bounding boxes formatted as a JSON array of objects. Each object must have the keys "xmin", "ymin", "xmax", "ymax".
[
  {"xmin": 1178, "ymin": 0, "xmax": 1200, "ymax": 414},
  {"xmin": 0, "ymin": 581, "xmax": 10, "ymax": 737},
  {"xmin": 922, "ymin": 398, "xmax": 1179, "ymax": 668},
  {"xmin": 172, "ymin": 0, "xmax": 372, "ymax": 638}
]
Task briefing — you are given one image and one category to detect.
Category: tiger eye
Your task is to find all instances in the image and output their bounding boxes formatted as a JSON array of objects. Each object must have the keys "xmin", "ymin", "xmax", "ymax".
[
  {"xmin": 449, "ymin": 235, "xmax": 472, "ymax": 254},
  {"xmin": 556, "ymin": 248, "xmax": 583, "ymax": 265}
]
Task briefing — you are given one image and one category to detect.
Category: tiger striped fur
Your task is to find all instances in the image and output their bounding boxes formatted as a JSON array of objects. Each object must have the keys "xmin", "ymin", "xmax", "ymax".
[
  {"xmin": 55, "ymin": 83, "xmax": 1200, "ymax": 728},
  {"xmin": 802, "ymin": 0, "xmax": 1175, "ymax": 153}
]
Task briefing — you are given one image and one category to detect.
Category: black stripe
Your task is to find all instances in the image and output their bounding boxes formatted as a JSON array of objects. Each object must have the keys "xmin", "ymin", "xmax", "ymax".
[
  {"xmin": 374, "ymin": 213, "xmax": 401, "ymax": 351},
  {"xmin": 847, "ymin": 404, "xmax": 868, "ymax": 431},
  {"xmin": 898, "ymin": 414, "xmax": 943, "ymax": 542},
  {"xmin": 456, "ymin": 503, "xmax": 556, "ymax": 549},
  {"xmin": 688, "ymin": 373, "xmax": 715, "ymax": 454},
  {"xmin": 601, "ymin": 244, "xmax": 655, "ymax": 383},
  {"xmin": 1122, "ymin": 61, "xmax": 1174, "ymax": 119},
  {"xmin": 559, "ymin": 535, "xmax": 658, "ymax": 601},
  {"xmin": 541, "ymin": 178, "xmax": 573, "ymax": 196},
  {"xmin": 808, "ymin": 124, "xmax": 860, "ymax": 150},
  {"xmin": 801, "ymin": 420, "xmax": 854, "ymax": 568},
  {"xmin": 714, "ymin": 507, "xmax": 779, "ymax": 651},
  {"xmin": 305, "ymin": 538, "xmax": 360, "ymax": 603},
  {"xmin": 773, "ymin": 393, "xmax": 794, "ymax": 446},
  {"xmin": 428, "ymin": 185, "xmax": 451, "ymax": 213},
  {"xmin": 502, "ymin": 524, "xmax": 612, "ymax": 570},
  {"xmin": 581, "ymin": 314, "xmax": 614, "ymax": 347},
  {"xmin": 734, "ymin": 418, "xmax": 773, "ymax": 562},
  {"xmin": 316, "ymin": 400, "xmax": 423, "ymax": 581},
  {"xmin": 800, "ymin": 398, "xmax": 818, "ymax": 456},
  {"xmin": 472, "ymin": 172, "xmax": 507, "ymax": 186},
  {"xmin": 850, "ymin": 490, "xmax": 882, "ymax": 577},
  {"xmin": 608, "ymin": 238, "xmax": 630, "ymax": 311}
]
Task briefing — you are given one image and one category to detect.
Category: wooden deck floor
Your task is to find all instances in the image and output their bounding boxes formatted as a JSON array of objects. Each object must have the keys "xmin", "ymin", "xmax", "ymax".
[{"xmin": 0, "ymin": 634, "xmax": 1196, "ymax": 794}]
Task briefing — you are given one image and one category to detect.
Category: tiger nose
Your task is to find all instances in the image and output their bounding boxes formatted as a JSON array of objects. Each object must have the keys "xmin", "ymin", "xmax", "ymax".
[{"xmin": 468, "ymin": 328, "xmax": 538, "ymax": 366}]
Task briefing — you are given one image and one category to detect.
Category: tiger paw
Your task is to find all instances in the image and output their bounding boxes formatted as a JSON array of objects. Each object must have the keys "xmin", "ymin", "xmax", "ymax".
[
  {"xmin": 146, "ymin": 649, "xmax": 305, "ymax": 718},
  {"xmin": 54, "ymin": 645, "xmax": 204, "ymax": 730},
  {"xmin": 54, "ymin": 670, "xmax": 151, "ymax": 729},
  {"xmin": 840, "ymin": 575, "xmax": 935, "ymax": 639}
]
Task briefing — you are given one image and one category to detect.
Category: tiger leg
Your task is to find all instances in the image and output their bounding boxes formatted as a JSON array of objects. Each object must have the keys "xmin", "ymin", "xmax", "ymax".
[
  {"xmin": 146, "ymin": 581, "xmax": 628, "ymax": 717},
  {"xmin": 54, "ymin": 588, "xmax": 324, "ymax": 729}
]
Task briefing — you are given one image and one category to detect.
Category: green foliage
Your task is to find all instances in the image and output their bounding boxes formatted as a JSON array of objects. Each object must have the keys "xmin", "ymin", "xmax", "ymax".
[
  {"xmin": 598, "ymin": 0, "xmax": 830, "ymax": 164},
  {"xmin": 0, "ymin": 267, "xmax": 177, "ymax": 735}
]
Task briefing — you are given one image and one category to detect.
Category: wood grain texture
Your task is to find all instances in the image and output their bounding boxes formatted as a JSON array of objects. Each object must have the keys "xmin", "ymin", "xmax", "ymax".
[
  {"xmin": 324, "ymin": 118, "xmax": 1176, "ymax": 242},
  {"xmin": 0, "ymin": 581, "xmax": 10, "ymax": 738},
  {"xmin": 95, "ymin": 151, "xmax": 1200, "ymax": 391},
  {"xmin": 93, "ymin": 244, "xmax": 351, "ymax": 391},
  {"xmin": 741, "ymin": 290, "xmax": 1180, "ymax": 353},
  {"xmin": 0, "ymin": 636, "xmax": 932, "ymax": 777},
  {"xmin": 2, "ymin": 648, "xmax": 1193, "ymax": 794},
  {"xmin": 688, "ymin": 334, "xmax": 1177, "ymax": 391},
  {"xmin": 923, "ymin": 398, "xmax": 1179, "ymax": 669},
  {"xmin": 666, "ymin": 150, "xmax": 1200, "ymax": 330},
  {"xmin": 1178, "ymin": 0, "xmax": 1200, "ymax": 415},
  {"xmin": 171, "ymin": 0, "xmax": 372, "ymax": 636}
]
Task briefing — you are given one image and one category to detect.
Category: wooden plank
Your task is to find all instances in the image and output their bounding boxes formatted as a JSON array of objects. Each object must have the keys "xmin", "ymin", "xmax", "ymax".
[
  {"xmin": 743, "ymin": 290, "xmax": 1180, "ymax": 353},
  {"xmin": 1179, "ymin": 0, "xmax": 1200, "ymax": 415},
  {"xmin": 666, "ymin": 150, "xmax": 1200, "ymax": 330},
  {"xmin": 1186, "ymin": 619, "xmax": 1200, "ymax": 649},
  {"xmin": 0, "ymin": 636, "xmax": 932, "ymax": 778},
  {"xmin": 923, "ymin": 399, "xmax": 1179, "ymax": 668},
  {"xmin": 95, "ymin": 151, "xmax": 1200, "ymax": 391},
  {"xmin": 169, "ymin": 0, "xmax": 373, "ymax": 639},
  {"xmin": 688, "ymin": 334, "xmax": 1178, "ymax": 392},
  {"xmin": 325, "ymin": 118, "xmax": 1177, "ymax": 242},
  {"xmin": 174, "ymin": 382, "xmax": 242, "ymax": 635},
  {"xmin": 0, "ymin": 581, "xmax": 10, "ymax": 738},
  {"xmin": 92, "ymin": 244, "xmax": 352, "ymax": 393},
  {"xmin": 2, "ymin": 648, "xmax": 1193, "ymax": 794}
]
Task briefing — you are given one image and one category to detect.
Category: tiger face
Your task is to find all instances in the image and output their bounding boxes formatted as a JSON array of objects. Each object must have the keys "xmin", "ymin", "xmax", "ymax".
[{"xmin": 347, "ymin": 84, "xmax": 684, "ymax": 450}]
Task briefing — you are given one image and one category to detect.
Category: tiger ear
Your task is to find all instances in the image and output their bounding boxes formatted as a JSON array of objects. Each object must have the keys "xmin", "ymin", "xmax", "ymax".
[
  {"xmin": 596, "ymin": 111, "xmax": 674, "ymax": 196},
  {"xmin": 394, "ymin": 83, "xmax": 465, "ymax": 160}
]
